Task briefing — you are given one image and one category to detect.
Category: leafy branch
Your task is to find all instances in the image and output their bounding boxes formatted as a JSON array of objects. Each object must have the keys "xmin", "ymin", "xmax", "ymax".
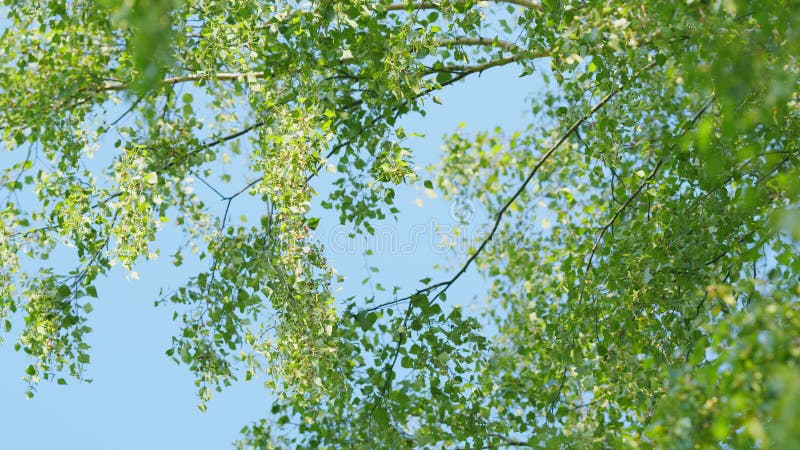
[
  {"xmin": 384, "ymin": 0, "xmax": 541, "ymax": 11},
  {"xmin": 365, "ymin": 78, "xmax": 620, "ymax": 313},
  {"xmin": 364, "ymin": 77, "xmax": 625, "ymax": 436}
]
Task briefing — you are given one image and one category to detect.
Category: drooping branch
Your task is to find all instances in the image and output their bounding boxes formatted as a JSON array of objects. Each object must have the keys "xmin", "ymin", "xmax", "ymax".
[
  {"xmin": 365, "ymin": 84, "xmax": 618, "ymax": 314},
  {"xmin": 585, "ymin": 158, "xmax": 664, "ymax": 274},
  {"xmin": 438, "ymin": 90, "xmax": 619, "ymax": 294},
  {"xmin": 149, "ymin": 52, "xmax": 529, "ymax": 238},
  {"xmin": 364, "ymin": 87, "xmax": 623, "ymax": 430},
  {"xmin": 311, "ymin": 53, "xmax": 533, "ymax": 183},
  {"xmin": 550, "ymin": 95, "xmax": 715, "ymax": 414},
  {"xmin": 584, "ymin": 96, "xmax": 714, "ymax": 275}
]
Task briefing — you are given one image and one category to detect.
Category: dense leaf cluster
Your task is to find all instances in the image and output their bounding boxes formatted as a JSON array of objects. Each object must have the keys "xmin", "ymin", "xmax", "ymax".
[{"xmin": 1, "ymin": 0, "xmax": 799, "ymax": 448}]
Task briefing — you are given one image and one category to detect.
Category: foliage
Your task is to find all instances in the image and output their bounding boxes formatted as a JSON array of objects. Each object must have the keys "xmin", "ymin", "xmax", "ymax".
[{"xmin": 1, "ymin": 0, "xmax": 799, "ymax": 448}]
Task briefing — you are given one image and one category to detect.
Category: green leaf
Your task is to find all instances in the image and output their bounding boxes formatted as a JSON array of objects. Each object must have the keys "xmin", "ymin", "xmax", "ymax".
[
  {"xmin": 411, "ymin": 293, "xmax": 428, "ymax": 309},
  {"xmin": 144, "ymin": 172, "xmax": 159, "ymax": 185},
  {"xmin": 57, "ymin": 285, "xmax": 72, "ymax": 299}
]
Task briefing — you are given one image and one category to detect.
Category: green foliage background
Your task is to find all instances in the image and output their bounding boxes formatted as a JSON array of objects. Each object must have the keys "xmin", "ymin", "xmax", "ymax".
[{"xmin": 1, "ymin": 0, "xmax": 799, "ymax": 447}]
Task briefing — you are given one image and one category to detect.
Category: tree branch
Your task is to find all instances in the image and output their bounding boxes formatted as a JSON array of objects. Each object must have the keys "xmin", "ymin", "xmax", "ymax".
[
  {"xmin": 385, "ymin": 0, "xmax": 541, "ymax": 11},
  {"xmin": 424, "ymin": 54, "xmax": 530, "ymax": 75},
  {"xmin": 102, "ymin": 72, "xmax": 266, "ymax": 92},
  {"xmin": 364, "ymin": 72, "xmax": 613, "ymax": 314},
  {"xmin": 101, "ymin": 40, "xmax": 531, "ymax": 93},
  {"xmin": 441, "ymin": 89, "xmax": 620, "ymax": 294},
  {"xmin": 584, "ymin": 96, "xmax": 714, "ymax": 275},
  {"xmin": 310, "ymin": 53, "xmax": 533, "ymax": 184},
  {"xmin": 434, "ymin": 37, "xmax": 521, "ymax": 52},
  {"xmin": 585, "ymin": 158, "xmax": 664, "ymax": 273},
  {"xmin": 362, "ymin": 74, "xmax": 602, "ymax": 419},
  {"xmin": 546, "ymin": 93, "xmax": 713, "ymax": 414},
  {"xmin": 203, "ymin": 121, "xmax": 265, "ymax": 149},
  {"xmin": 452, "ymin": 433, "xmax": 531, "ymax": 449}
]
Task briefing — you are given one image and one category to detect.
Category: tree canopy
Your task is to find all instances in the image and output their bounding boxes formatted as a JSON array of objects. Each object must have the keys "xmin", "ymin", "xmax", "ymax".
[{"xmin": 2, "ymin": 0, "xmax": 800, "ymax": 447}]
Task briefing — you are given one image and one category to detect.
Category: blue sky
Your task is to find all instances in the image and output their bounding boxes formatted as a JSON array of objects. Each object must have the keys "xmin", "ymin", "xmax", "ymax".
[{"xmin": 0, "ymin": 63, "xmax": 543, "ymax": 449}]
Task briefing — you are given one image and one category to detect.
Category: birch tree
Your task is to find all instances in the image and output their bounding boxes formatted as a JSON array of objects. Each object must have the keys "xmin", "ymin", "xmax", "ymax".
[{"xmin": 1, "ymin": 0, "xmax": 799, "ymax": 447}]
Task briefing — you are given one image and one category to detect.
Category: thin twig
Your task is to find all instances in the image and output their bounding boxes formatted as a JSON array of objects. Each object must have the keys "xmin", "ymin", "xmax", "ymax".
[
  {"xmin": 365, "ymin": 82, "xmax": 623, "ymax": 436},
  {"xmin": 441, "ymin": 89, "xmax": 620, "ymax": 294},
  {"xmin": 584, "ymin": 158, "xmax": 664, "ymax": 274},
  {"xmin": 435, "ymin": 37, "xmax": 520, "ymax": 52},
  {"xmin": 203, "ymin": 121, "xmax": 265, "ymax": 150},
  {"xmin": 364, "ymin": 74, "xmax": 614, "ymax": 313},
  {"xmin": 385, "ymin": 0, "xmax": 541, "ymax": 12},
  {"xmin": 191, "ymin": 170, "xmax": 227, "ymax": 200},
  {"xmin": 108, "ymin": 94, "xmax": 144, "ymax": 127},
  {"xmin": 552, "ymin": 95, "xmax": 714, "ymax": 412},
  {"xmin": 102, "ymin": 72, "xmax": 265, "ymax": 92}
]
